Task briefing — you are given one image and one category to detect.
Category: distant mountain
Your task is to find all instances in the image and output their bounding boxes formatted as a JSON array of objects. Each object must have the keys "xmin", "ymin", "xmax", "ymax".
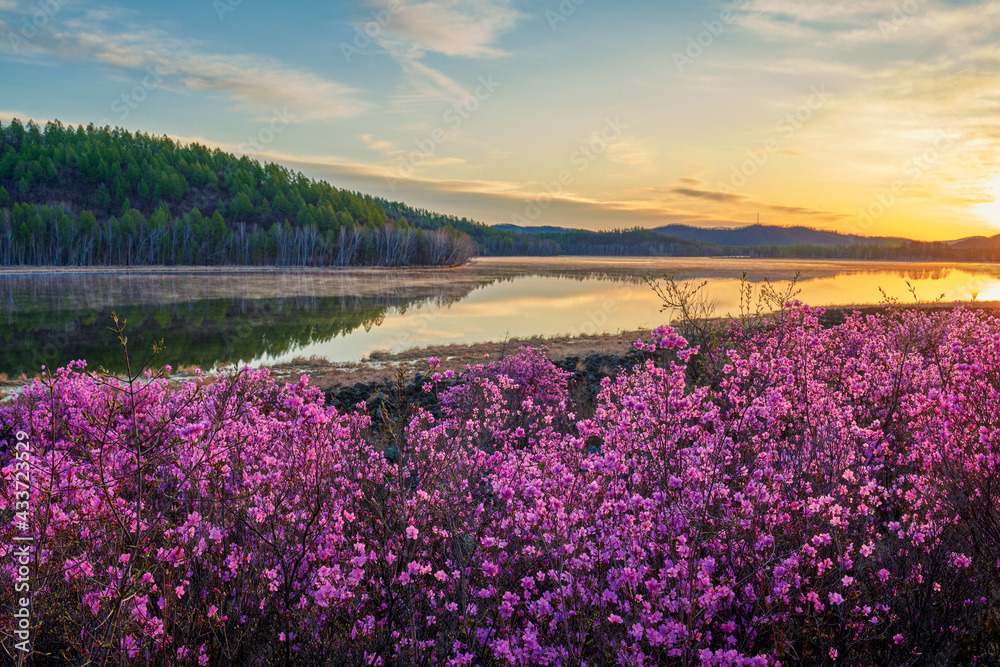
[
  {"xmin": 652, "ymin": 224, "xmax": 910, "ymax": 247},
  {"xmin": 496, "ymin": 222, "xmax": 916, "ymax": 248},
  {"xmin": 491, "ymin": 223, "xmax": 724, "ymax": 256},
  {"xmin": 947, "ymin": 234, "xmax": 1000, "ymax": 249},
  {"xmin": 488, "ymin": 221, "xmax": 1000, "ymax": 260}
]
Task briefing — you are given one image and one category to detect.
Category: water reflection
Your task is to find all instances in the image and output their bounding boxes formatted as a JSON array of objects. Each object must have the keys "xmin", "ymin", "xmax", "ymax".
[
  {"xmin": 2, "ymin": 259, "xmax": 999, "ymax": 376},
  {"xmin": 0, "ymin": 268, "xmax": 491, "ymax": 377}
]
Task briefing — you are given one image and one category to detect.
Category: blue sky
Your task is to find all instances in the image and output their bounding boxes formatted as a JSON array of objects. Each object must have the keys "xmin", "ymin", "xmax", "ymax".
[{"xmin": 2, "ymin": 0, "xmax": 1000, "ymax": 240}]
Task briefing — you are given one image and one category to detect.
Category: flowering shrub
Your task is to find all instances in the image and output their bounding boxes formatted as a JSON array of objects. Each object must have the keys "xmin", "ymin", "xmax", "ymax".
[{"xmin": 3, "ymin": 303, "xmax": 1000, "ymax": 665}]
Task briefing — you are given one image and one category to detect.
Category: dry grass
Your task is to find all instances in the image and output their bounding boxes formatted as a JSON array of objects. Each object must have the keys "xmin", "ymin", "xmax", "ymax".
[{"xmin": 262, "ymin": 329, "xmax": 648, "ymax": 393}]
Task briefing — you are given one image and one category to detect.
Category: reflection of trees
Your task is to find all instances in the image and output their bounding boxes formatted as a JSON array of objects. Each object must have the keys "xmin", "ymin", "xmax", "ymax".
[{"xmin": 0, "ymin": 270, "xmax": 493, "ymax": 377}]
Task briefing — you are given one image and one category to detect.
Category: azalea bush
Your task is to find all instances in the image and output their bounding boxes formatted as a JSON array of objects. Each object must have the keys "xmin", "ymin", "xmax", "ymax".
[{"xmin": 3, "ymin": 302, "xmax": 1000, "ymax": 665}]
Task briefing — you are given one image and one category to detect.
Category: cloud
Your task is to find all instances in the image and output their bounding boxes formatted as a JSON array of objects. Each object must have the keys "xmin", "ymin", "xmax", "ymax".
[
  {"xmin": 378, "ymin": 0, "xmax": 522, "ymax": 57},
  {"xmin": 674, "ymin": 187, "xmax": 749, "ymax": 203},
  {"xmin": 360, "ymin": 133, "xmax": 401, "ymax": 157},
  {"xmin": 382, "ymin": 49, "xmax": 473, "ymax": 107},
  {"xmin": 735, "ymin": 13, "xmax": 825, "ymax": 42},
  {"xmin": 170, "ymin": 55, "xmax": 366, "ymax": 121},
  {"xmin": 604, "ymin": 137, "xmax": 657, "ymax": 170},
  {"xmin": 737, "ymin": 0, "xmax": 902, "ymax": 23},
  {"xmin": 648, "ymin": 178, "xmax": 845, "ymax": 223},
  {"xmin": 361, "ymin": 0, "xmax": 522, "ymax": 107},
  {"xmin": 0, "ymin": 12, "xmax": 368, "ymax": 121},
  {"xmin": 736, "ymin": 0, "xmax": 1000, "ymax": 45}
]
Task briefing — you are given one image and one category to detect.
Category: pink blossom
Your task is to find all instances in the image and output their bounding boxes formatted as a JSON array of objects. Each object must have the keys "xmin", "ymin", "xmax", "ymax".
[{"xmin": 6, "ymin": 305, "xmax": 1000, "ymax": 664}]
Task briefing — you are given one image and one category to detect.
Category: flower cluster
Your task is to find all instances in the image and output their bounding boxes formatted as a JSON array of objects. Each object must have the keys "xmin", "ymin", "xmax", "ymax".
[{"xmin": 3, "ymin": 303, "xmax": 1000, "ymax": 665}]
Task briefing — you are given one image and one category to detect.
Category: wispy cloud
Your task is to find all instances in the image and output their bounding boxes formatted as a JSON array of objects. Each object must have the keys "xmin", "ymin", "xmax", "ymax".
[
  {"xmin": 736, "ymin": 0, "xmax": 1000, "ymax": 45},
  {"xmin": 605, "ymin": 137, "xmax": 657, "ymax": 170},
  {"xmin": 672, "ymin": 187, "xmax": 744, "ymax": 203},
  {"xmin": 380, "ymin": 0, "xmax": 521, "ymax": 57},
  {"xmin": 737, "ymin": 0, "xmax": 904, "ymax": 23},
  {"xmin": 360, "ymin": 133, "xmax": 401, "ymax": 157},
  {"xmin": 634, "ymin": 177, "xmax": 847, "ymax": 224},
  {"xmin": 0, "ymin": 11, "xmax": 368, "ymax": 121},
  {"xmin": 361, "ymin": 0, "xmax": 522, "ymax": 107}
]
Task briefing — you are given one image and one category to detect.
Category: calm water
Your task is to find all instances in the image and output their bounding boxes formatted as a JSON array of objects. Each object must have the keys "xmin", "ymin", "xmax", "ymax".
[{"xmin": 2, "ymin": 257, "xmax": 999, "ymax": 377}]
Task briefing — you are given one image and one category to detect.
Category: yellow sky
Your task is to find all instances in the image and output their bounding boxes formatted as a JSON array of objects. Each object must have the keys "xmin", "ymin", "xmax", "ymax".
[{"xmin": 3, "ymin": 0, "xmax": 1000, "ymax": 240}]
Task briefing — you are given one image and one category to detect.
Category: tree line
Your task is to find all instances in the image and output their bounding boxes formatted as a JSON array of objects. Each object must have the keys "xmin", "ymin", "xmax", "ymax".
[{"xmin": 0, "ymin": 201, "xmax": 474, "ymax": 267}]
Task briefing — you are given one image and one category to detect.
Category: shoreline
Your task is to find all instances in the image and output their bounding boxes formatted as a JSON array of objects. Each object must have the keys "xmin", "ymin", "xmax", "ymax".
[
  {"xmin": 264, "ymin": 299, "xmax": 1000, "ymax": 393},
  {"xmin": 2, "ymin": 254, "xmax": 999, "ymax": 277},
  {"xmin": 0, "ymin": 264, "xmax": 471, "ymax": 276},
  {"xmin": 4, "ymin": 300, "xmax": 999, "ymax": 398}
]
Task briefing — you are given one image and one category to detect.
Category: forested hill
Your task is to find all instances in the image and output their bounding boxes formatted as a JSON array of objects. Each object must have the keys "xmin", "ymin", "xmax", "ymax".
[{"xmin": 0, "ymin": 119, "xmax": 478, "ymax": 267}]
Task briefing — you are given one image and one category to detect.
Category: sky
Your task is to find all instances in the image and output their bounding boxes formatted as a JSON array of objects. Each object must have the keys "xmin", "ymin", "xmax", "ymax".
[{"xmin": 1, "ymin": 0, "xmax": 1000, "ymax": 241}]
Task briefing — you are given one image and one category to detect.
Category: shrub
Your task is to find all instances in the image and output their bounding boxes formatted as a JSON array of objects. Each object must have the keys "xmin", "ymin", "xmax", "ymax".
[{"xmin": 3, "ymin": 304, "xmax": 1000, "ymax": 664}]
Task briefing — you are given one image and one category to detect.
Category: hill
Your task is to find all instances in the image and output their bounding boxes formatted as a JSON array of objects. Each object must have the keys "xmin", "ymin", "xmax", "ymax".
[
  {"xmin": 490, "ymin": 221, "xmax": 1000, "ymax": 260},
  {"xmin": 653, "ymin": 223, "xmax": 908, "ymax": 247},
  {"xmin": 947, "ymin": 234, "xmax": 1000, "ymax": 250},
  {"xmin": 0, "ymin": 119, "xmax": 478, "ymax": 267},
  {"xmin": 489, "ymin": 223, "xmax": 723, "ymax": 256}
]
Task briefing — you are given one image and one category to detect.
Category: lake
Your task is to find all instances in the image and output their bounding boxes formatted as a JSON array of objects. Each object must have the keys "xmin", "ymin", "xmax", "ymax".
[{"xmin": 3, "ymin": 257, "xmax": 999, "ymax": 378}]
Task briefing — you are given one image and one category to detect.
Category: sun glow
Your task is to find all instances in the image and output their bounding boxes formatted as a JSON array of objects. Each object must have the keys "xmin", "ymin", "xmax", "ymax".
[{"xmin": 975, "ymin": 179, "xmax": 1000, "ymax": 231}]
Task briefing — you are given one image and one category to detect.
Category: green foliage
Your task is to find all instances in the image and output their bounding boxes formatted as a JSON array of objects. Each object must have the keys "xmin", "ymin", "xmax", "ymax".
[
  {"xmin": 95, "ymin": 183, "xmax": 111, "ymax": 213},
  {"xmin": 228, "ymin": 192, "xmax": 253, "ymax": 220},
  {"xmin": 0, "ymin": 119, "xmax": 477, "ymax": 267},
  {"xmin": 78, "ymin": 210, "xmax": 96, "ymax": 234}
]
